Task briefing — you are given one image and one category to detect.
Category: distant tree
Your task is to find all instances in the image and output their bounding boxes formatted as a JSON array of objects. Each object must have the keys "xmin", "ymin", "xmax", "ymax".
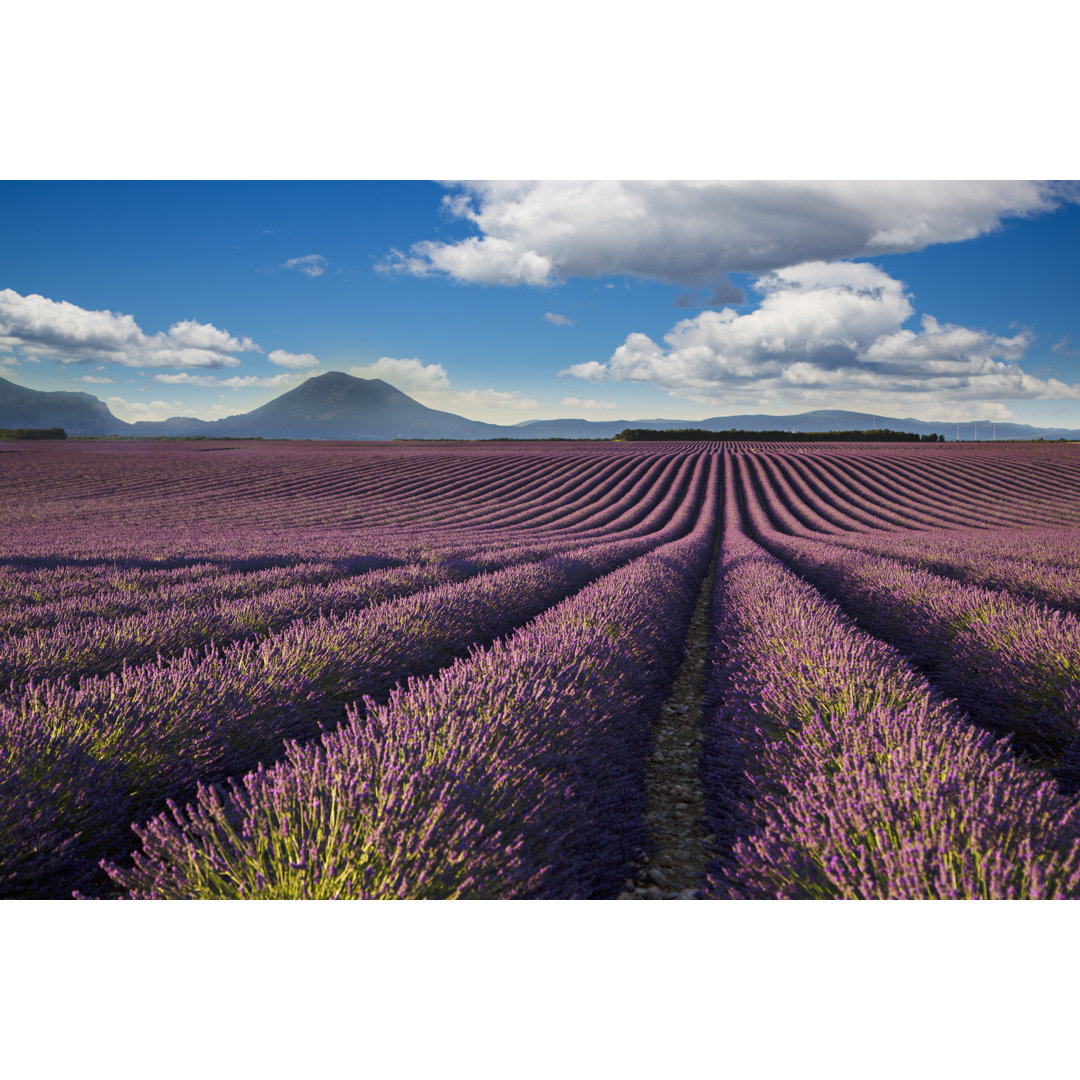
[{"xmin": 0, "ymin": 427, "xmax": 67, "ymax": 440}]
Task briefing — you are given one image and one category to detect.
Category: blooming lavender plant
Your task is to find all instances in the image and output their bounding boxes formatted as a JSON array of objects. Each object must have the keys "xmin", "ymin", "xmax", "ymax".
[
  {"xmin": 701, "ymin": 467, "xmax": 1080, "ymax": 899},
  {"xmin": 2, "ymin": 452, "xmax": 713, "ymax": 897},
  {"xmin": 5, "ymin": 436, "xmax": 1080, "ymax": 899},
  {"xmin": 106, "ymin": 458, "xmax": 721, "ymax": 899}
]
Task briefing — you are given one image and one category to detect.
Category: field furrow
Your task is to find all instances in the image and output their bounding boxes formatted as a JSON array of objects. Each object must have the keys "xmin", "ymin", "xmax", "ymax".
[
  {"xmin": 5, "ymin": 437, "xmax": 1080, "ymax": 901},
  {"xmin": 734, "ymin": 455, "xmax": 1080, "ymax": 766},
  {"xmin": 700, "ymin": 464, "xmax": 1080, "ymax": 899},
  {"xmin": 105, "ymin": 458, "xmax": 722, "ymax": 899},
  {"xmin": 1, "ymin": 455, "xmax": 713, "ymax": 898}
]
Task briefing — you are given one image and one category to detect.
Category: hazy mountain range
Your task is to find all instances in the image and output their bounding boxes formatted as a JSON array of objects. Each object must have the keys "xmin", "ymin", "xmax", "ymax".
[{"xmin": 3, "ymin": 371, "xmax": 1079, "ymax": 442}]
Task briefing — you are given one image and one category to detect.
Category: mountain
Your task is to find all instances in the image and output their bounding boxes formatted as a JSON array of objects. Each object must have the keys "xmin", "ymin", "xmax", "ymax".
[
  {"xmin": 0, "ymin": 376, "xmax": 132, "ymax": 435},
  {"xmin": 5, "ymin": 372, "xmax": 1080, "ymax": 441},
  {"xmin": 204, "ymin": 372, "xmax": 505, "ymax": 440}
]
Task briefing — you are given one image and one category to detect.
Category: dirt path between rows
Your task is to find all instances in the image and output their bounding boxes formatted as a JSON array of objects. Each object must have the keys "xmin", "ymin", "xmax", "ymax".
[{"xmin": 620, "ymin": 536, "xmax": 719, "ymax": 899}]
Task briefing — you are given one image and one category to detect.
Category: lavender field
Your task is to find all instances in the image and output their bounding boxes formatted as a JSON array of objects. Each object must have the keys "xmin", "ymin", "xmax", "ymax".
[{"xmin": 4, "ymin": 437, "xmax": 1080, "ymax": 899}]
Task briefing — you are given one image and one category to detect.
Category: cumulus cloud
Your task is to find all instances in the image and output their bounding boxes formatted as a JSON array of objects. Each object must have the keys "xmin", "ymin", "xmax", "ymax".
[
  {"xmin": 349, "ymin": 355, "xmax": 536, "ymax": 422},
  {"xmin": 544, "ymin": 312, "xmax": 574, "ymax": 326},
  {"xmin": 561, "ymin": 261, "xmax": 1078, "ymax": 420},
  {"xmin": 268, "ymin": 349, "xmax": 321, "ymax": 369},
  {"xmin": 283, "ymin": 254, "xmax": 329, "ymax": 277},
  {"xmin": 106, "ymin": 396, "xmax": 187, "ymax": 423},
  {"xmin": 77, "ymin": 375, "xmax": 113, "ymax": 384},
  {"xmin": 561, "ymin": 396, "xmax": 618, "ymax": 410},
  {"xmin": 0, "ymin": 289, "xmax": 260, "ymax": 369},
  {"xmin": 349, "ymin": 356, "xmax": 451, "ymax": 394},
  {"xmin": 165, "ymin": 320, "xmax": 259, "ymax": 353},
  {"xmin": 152, "ymin": 371, "xmax": 313, "ymax": 390},
  {"xmin": 450, "ymin": 388, "xmax": 539, "ymax": 409},
  {"xmin": 383, "ymin": 181, "xmax": 1069, "ymax": 291},
  {"xmin": 382, "ymin": 237, "xmax": 551, "ymax": 286}
]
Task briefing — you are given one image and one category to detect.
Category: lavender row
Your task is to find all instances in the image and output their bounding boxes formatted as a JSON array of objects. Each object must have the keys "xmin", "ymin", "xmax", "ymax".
[
  {"xmin": 0, "ymin": 562, "xmax": 473, "ymax": 689},
  {"xmin": 1, "ymin": 467, "xmax": 709, "ymax": 899},
  {"xmin": 0, "ymin": 450, "xmax": 631, "ymax": 559},
  {"xmin": 106, "ymin": 458, "xmax": 721, "ymax": 899},
  {"xmin": 832, "ymin": 526, "xmax": 1080, "ymax": 617},
  {"xmin": 809, "ymin": 453, "xmax": 1065, "ymax": 529},
  {"xmin": 735, "ymin": 465, "xmax": 1080, "ymax": 763},
  {"xmin": 363, "ymin": 452, "xmax": 698, "ymax": 534},
  {"xmin": 1, "ymin": 451, "xmax": 706, "ymax": 694},
  {"xmin": 0, "ymin": 525, "xmax": 603, "ymax": 624},
  {"xmin": 841, "ymin": 452, "xmax": 1080, "ymax": 526},
  {"xmin": 0, "ymin": 543, "xmax": 624, "ymax": 897},
  {"xmin": 0, "ymin": 522, "xmax": 448, "ymax": 569},
  {"xmin": 701, "ymin": 475, "xmax": 1080, "ymax": 898},
  {"xmin": 365, "ymin": 454, "xmax": 640, "ymax": 527},
  {"xmin": 0, "ymin": 553, "xmax": 404, "ymax": 617},
  {"xmin": 770, "ymin": 536, "xmax": 1080, "ymax": 762},
  {"xmin": 0, "ymin": 538, "xmax": 593, "ymax": 688},
  {"xmin": 743, "ymin": 447, "xmax": 1080, "ymax": 536}
]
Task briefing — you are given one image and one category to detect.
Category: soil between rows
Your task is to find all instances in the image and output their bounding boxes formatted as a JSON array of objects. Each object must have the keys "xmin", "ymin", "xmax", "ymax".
[{"xmin": 620, "ymin": 530, "xmax": 720, "ymax": 899}]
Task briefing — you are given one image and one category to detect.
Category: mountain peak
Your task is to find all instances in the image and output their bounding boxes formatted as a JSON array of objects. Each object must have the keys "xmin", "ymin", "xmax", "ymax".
[
  {"xmin": 309, "ymin": 370, "xmax": 367, "ymax": 385},
  {"xmin": 217, "ymin": 370, "xmax": 498, "ymax": 439}
]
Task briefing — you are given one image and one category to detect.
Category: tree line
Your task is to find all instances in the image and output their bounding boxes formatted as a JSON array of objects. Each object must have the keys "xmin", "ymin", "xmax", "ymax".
[
  {"xmin": 613, "ymin": 427, "xmax": 945, "ymax": 442},
  {"xmin": 0, "ymin": 428, "xmax": 68, "ymax": 440}
]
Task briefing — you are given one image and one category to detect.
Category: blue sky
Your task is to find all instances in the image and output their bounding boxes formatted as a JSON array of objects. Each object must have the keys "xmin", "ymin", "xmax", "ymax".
[{"xmin": 2, "ymin": 180, "xmax": 1080, "ymax": 427}]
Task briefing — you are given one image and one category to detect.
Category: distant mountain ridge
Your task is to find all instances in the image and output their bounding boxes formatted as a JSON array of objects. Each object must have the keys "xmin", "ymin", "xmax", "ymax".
[
  {"xmin": 3, "ymin": 372, "xmax": 1080, "ymax": 442},
  {"xmin": 0, "ymin": 378, "xmax": 129, "ymax": 436}
]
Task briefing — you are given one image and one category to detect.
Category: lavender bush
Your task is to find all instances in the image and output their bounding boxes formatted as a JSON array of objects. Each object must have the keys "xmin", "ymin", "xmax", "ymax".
[
  {"xmin": 106, "ymin": 458, "xmax": 721, "ymax": 899},
  {"xmin": 701, "ymin": 468, "xmax": 1080, "ymax": 899}
]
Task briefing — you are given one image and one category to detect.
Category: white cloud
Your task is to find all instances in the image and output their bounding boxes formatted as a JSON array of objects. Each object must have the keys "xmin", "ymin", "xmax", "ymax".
[
  {"xmin": 561, "ymin": 396, "xmax": 618, "ymax": 409},
  {"xmin": 383, "ymin": 181, "xmax": 1068, "ymax": 290},
  {"xmin": 544, "ymin": 312, "xmax": 573, "ymax": 326},
  {"xmin": 268, "ymin": 349, "xmax": 321, "ymax": 369},
  {"xmin": 450, "ymin": 388, "xmax": 539, "ymax": 410},
  {"xmin": 153, "ymin": 371, "xmax": 314, "ymax": 390},
  {"xmin": 166, "ymin": 319, "xmax": 260, "ymax": 353},
  {"xmin": 106, "ymin": 396, "xmax": 187, "ymax": 423},
  {"xmin": 349, "ymin": 355, "xmax": 536, "ymax": 422},
  {"xmin": 382, "ymin": 237, "xmax": 552, "ymax": 286},
  {"xmin": 0, "ymin": 289, "xmax": 259, "ymax": 369},
  {"xmin": 283, "ymin": 254, "xmax": 329, "ymax": 277},
  {"xmin": 349, "ymin": 356, "xmax": 450, "ymax": 393},
  {"xmin": 562, "ymin": 261, "xmax": 1079, "ymax": 421},
  {"xmin": 77, "ymin": 375, "xmax": 113, "ymax": 384}
]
